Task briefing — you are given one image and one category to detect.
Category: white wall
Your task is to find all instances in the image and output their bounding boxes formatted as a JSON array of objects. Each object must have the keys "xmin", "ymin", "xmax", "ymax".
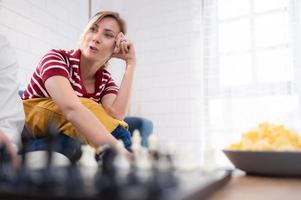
[
  {"xmin": 0, "ymin": 0, "xmax": 89, "ymax": 89},
  {"xmin": 0, "ymin": 0, "xmax": 205, "ymax": 163},
  {"xmin": 93, "ymin": 0, "xmax": 205, "ymax": 162}
]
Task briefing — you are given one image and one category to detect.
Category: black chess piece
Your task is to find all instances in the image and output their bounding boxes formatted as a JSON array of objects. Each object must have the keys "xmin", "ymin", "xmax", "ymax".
[
  {"xmin": 35, "ymin": 122, "xmax": 66, "ymax": 197},
  {"xmin": 95, "ymin": 145, "xmax": 121, "ymax": 200},
  {"xmin": 21, "ymin": 122, "xmax": 71, "ymax": 198},
  {"xmin": 16, "ymin": 128, "xmax": 34, "ymax": 194},
  {"xmin": 146, "ymin": 154, "xmax": 179, "ymax": 200},
  {"xmin": 0, "ymin": 143, "xmax": 11, "ymax": 164},
  {"xmin": 20, "ymin": 126, "xmax": 31, "ymax": 168},
  {"xmin": 64, "ymin": 140, "xmax": 85, "ymax": 198},
  {"xmin": 120, "ymin": 166, "xmax": 150, "ymax": 200},
  {"xmin": 162, "ymin": 153, "xmax": 178, "ymax": 189},
  {"xmin": 0, "ymin": 143, "xmax": 18, "ymax": 191}
]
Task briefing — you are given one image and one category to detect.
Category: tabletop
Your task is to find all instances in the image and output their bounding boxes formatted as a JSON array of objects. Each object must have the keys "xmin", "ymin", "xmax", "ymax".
[{"xmin": 207, "ymin": 172, "xmax": 301, "ymax": 200}]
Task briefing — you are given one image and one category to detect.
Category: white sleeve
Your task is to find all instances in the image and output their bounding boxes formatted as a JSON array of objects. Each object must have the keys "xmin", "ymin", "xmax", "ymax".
[{"xmin": 0, "ymin": 35, "xmax": 25, "ymax": 148}]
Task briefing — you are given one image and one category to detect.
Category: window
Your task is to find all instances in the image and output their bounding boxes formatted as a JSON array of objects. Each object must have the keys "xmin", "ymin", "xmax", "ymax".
[{"xmin": 202, "ymin": 0, "xmax": 301, "ymax": 166}]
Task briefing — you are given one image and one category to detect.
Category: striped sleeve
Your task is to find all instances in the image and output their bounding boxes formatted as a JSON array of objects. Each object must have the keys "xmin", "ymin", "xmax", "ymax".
[
  {"xmin": 38, "ymin": 49, "xmax": 69, "ymax": 83},
  {"xmin": 100, "ymin": 75, "xmax": 119, "ymax": 99}
]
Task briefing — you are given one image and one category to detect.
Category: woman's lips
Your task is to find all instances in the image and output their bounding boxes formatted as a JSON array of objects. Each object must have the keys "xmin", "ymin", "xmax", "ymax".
[{"xmin": 89, "ymin": 45, "xmax": 99, "ymax": 52}]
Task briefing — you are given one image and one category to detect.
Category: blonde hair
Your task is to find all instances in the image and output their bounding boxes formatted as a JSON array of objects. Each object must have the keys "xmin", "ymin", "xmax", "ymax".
[{"xmin": 78, "ymin": 11, "xmax": 127, "ymax": 48}]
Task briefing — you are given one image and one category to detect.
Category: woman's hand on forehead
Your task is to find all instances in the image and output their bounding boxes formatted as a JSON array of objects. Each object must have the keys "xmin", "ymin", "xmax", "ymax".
[
  {"xmin": 112, "ymin": 32, "xmax": 136, "ymax": 66},
  {"xmin": 115, "ymin": 32, "xmax": 126, "ymax": 44},
  {"xmin": 114, "ymin": 32, "xmax": 128, "ymax": 54}
]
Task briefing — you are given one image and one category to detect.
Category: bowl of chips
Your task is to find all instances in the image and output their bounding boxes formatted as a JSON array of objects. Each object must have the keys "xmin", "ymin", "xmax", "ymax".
[{"xmin": 224, "ymin": 122, "xmax": 301, "ymax": 176}]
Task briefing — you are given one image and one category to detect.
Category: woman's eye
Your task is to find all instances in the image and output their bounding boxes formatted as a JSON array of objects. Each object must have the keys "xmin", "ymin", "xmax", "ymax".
[
  {"xmin": 90, "ymin": 27, "xmax": 97, "ymax": 32},
  {"xmin": 105, "ymin": 33, "xmax": 114, "ymax": 38}
]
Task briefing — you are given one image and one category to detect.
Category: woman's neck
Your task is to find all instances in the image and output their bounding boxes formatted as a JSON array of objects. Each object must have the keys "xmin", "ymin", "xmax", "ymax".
[{"xmin": 80, "ymin": 54, "xmax": 106, "ymax": 80}]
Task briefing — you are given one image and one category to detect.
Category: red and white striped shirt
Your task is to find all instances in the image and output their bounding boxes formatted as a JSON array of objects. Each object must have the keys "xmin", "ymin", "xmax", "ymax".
[{"xmin": 22, "ymin": 49, "xmax": 119, "ymax": 102}]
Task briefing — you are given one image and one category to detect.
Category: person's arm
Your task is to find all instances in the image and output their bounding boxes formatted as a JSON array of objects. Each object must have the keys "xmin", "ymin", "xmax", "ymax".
[
  {"xmin": 101, "ymin": 33, "xmax": 136, "ymax": 120},
  {"xmin": 0, "ymin": 62, "xmax": 24, "ymax": 148},
  {"xmin": 0, "ymin": 35, "xmax": 24, "ymax": 166},
  {"xmin": 44, "ymin": 76, "xmax": 119, "ymax": 148}
]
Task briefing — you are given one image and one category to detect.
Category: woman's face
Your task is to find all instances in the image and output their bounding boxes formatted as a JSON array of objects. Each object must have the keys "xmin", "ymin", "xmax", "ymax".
[{"xmin": 82, "ymin": 17, "xmax": 120, "ymax": 63}]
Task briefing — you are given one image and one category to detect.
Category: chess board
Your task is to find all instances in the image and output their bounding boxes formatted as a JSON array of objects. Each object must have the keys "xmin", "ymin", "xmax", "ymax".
[
  {"xmin": 0, "ymin": 128, "xmax": 232, "ymax": 200},
  {"xmin": 0, "ymin": 166, "xmax": 231, "ymax": 200}
]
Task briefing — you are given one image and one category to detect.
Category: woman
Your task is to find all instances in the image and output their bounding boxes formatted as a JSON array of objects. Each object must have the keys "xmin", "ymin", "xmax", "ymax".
[{"xmin": 22, "ymin": 11, "xmax": 135, "ymax": 154}]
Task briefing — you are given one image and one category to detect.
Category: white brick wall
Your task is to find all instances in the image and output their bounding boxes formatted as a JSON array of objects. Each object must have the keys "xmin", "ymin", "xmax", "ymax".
[
  {"xmin": 0, "ymin": 0, "xmax": 205, "ymax": 163},
  {"xmin": 0, "ymin": 0, "xmax": 89, "ymax": 89},
  {"xmin": 93, "ymin": 0, "xmax": 205, "ymax": 163}
]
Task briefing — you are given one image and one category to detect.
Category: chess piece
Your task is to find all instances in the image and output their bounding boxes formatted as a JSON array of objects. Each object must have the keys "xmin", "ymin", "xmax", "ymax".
[
  {"xmin": 79, "ymin": 145, "xmax": 98, "ymax": 169},
  {"xmin": 165, "ymin": 142, "xmax": 176, "ymax": 169},
  {"xmin": 132, "ymin": 130, "xmax": 142, "ymax": 154},
  {"xmin": 95, "ymin": 145, "xmax": 121, "ymax": 200},
  {"xmin": 131, "ymin": 130, "xmax": 152, "ymax": 179},
  {"xmin": 100, "ymin": 140, "xmax": 149, "ymax": 200},
  {"xmin": 202, "ymin": 142, "xmax": 217, "ymax": 173},
  {"xmin": 37, "ymin": 123, "xmax": 66, "ymax": 196},
  {"xmin": 176, "ymin": 143, "xmax": 200, "ymax": 172},
  {"xmin": 114, "ymin": 140, "xmax": 130, "ymax": 179},
  {"xmin": 121, "ymin": 153, "xmax": 150, "ymax": 200},
  {"xmin": 0, "ymin": 144, "xmax": 11, "ymax": 164},
  {"xmin": 0, "ymin": 143, "xmax": 17, "ymax": 190},
  {"xmin": 148, "ymin": 134, "xmax": 160, "ymax": 161},
  {"xmin": 65, "ymin": 147, "xmax": 85, "ymax": 197},
  {"xmin": 145, "ymin": 142, "xmax": 179, "ymax": 200},
  {"xmin": 17, "ymin": 129, "xmax": 32, "ymax": 194}
]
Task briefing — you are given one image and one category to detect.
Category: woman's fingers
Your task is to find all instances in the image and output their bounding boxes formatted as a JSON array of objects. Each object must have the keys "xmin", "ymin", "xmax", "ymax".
[
  {"xmin": 115, "ymin": 32, "xmax": 129, "ymax": 55},
  {"xmin": 112, "ymin": 33, "xmax": 136, "ymax": 65},
  {"xmin": 113, "ymin": 45, "xmax": 119, "ymax": 54},
  {"xmin": 120, "ymin": 40, "xmax": 129, "ymax": 54}
]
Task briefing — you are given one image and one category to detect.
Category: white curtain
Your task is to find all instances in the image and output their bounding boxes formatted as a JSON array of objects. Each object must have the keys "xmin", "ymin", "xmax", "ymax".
[{"xmin": 202, "ymin": 0, "xmax": 301, "ymax": 166}]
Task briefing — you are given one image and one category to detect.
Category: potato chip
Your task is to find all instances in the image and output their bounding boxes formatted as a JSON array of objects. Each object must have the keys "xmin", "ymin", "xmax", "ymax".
[{"xmin": 228, "ymin": 122, "xmax": 301, "ymax": 151}]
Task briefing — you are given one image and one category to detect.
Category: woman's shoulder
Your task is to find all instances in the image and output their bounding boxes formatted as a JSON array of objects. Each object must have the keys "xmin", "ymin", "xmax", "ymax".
[
  {"xmin": 42, "ymin": 49, "xmax": 66, "ymax": 59},
  {"xmin": 45, "ymin": 49, "xmax": 80, "ymax": 60}
]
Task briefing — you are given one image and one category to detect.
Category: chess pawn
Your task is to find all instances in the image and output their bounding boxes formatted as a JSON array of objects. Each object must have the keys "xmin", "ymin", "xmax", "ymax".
[
  {"xmin": 175, "ymin": 143, "xmax": 200, "ymax": 172},
  {"xmin": 155, "ymin": 143, "xmax": 177, "ymax": 174},
  {"xmin": 155, "ymin": 149, "xmax": 179, "ymax": 189},
  {"xmin": 135, "ymin": 147, "xmax": 152, "ymax": 182},
  {"xmin": 79, "ymin": 145, "xmax": 98, "ymax": 169},
  {"xmin": 121, "ymin": 148, "xmax": 151, "ymax": 200},
  {"xmin": 131, "ymin": 130, "xmax": 141, "ymax": 164},
  {"xmin": 148, "ymin": 134, "xmax": 160, "ymax": 161},
  {"xmin": 131, "ymin": 130, "xmax": 141, "ymax": 154},
  {"xmin": 131, "ymin": 130, "xmax": 148, "ymax": 169},
  {"xmin": 114, "ymin": 140, "xmax": 130, "ymax": 180},
  {"xmin": 131, "ymin": 130, "xmax": 152, "ymax": 181},
  {"xmin": 165, "ymin": 142, "xmax": 176, "ymax": 170},
  {"xmin": 202, "ymin": 142, "xmax": 217, "ymax": 173}
]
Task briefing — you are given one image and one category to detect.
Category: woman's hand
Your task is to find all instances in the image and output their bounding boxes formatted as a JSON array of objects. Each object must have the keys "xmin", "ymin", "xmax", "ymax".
[{"xmin": 112, "ymin": 32, "xmax": 136, "ymax": 67}]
